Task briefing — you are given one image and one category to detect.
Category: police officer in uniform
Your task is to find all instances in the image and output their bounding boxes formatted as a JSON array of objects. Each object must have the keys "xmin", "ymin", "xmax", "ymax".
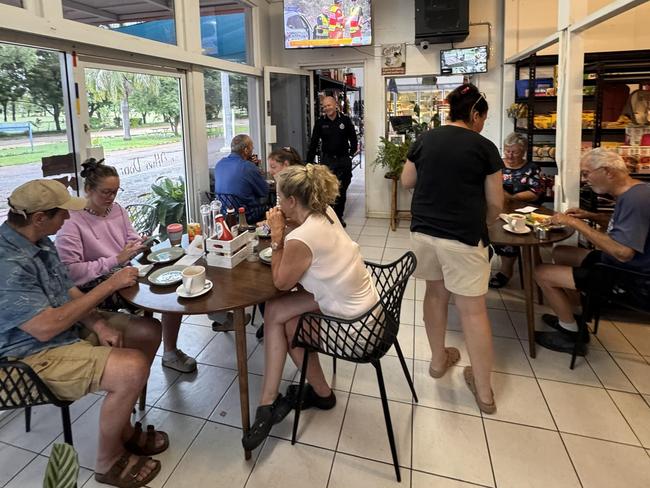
[{"xmin": 307, "ymin": 96, "xmax": 358, "ymax": 227}]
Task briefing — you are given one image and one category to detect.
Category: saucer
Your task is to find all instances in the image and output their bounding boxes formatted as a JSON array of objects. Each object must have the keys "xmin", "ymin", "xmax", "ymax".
[
  {"xmin": 503, "ymin": 223, "xmax": 531, "ymax": 235},
  {"xmin": 176, "ymin": 279, "xmax": 213, "ymax": 298},
  {"xmin": 147, "ymin": 247, "xmax": 185, "ymax": 264},
  {"xmin": 148, "ymin": 265, "xmax": 185, "ymax": 286}
]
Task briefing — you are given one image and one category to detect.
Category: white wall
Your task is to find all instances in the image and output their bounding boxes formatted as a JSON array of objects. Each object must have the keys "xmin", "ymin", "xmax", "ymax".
[{"xmin": 268, "ymin": 0, "xmax": 504, "ymax": 217}]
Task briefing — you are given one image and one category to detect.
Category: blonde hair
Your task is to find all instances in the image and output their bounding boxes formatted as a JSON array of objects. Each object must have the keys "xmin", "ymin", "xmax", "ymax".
[
  {"xmin": 275, "ymin": 164, "xmax": 339, "ymax": 214},
  {"xmin": 581, "ymin": 148, "xmax": 628, "ymax": 173},
  {"xmin": 504, "ymin": 132, "xmax": 528, "ymax": 151}
]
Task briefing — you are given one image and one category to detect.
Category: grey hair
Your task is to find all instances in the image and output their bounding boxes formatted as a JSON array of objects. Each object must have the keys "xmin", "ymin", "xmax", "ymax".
[
  {"xmin": 581, "ymin": 148, "xmax": 628, "ymax": 173},
  {"xmin": 231, "ymin": 134, "xmax": 252, "ymax": 155},
  {"xmin": 504, "ymin": 132, "xmax": 528, "ymax": 150}
]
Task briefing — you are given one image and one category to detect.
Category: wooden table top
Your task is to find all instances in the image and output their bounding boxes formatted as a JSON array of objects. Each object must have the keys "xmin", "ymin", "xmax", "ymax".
[
  {"xmin": 488, "ymin": 202, "xmax": 575, "ymax": 247},
  {"xmin": 119, "ymin": 240, "xmax": 283, "ymax": 315}
]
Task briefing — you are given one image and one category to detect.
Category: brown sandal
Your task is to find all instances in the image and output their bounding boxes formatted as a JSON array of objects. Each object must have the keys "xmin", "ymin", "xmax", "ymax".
[
  {"xmin": 95, "ymin": 453, "xmax": 161, "ymax": 488},
  {"xmin": 463, "ymin": 366, "xmax": 497, "ymax": 414},
  {"xmin": 124, "ymin": 422, "xmax": 169, "ymax": 456},
  {"xmin": 429, "ymin": 347, "xmax": 461, "ymax": 378}
]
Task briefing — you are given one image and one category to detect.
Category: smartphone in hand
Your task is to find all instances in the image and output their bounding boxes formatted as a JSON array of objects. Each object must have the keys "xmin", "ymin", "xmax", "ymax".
[{"xmin": 141, "ymin": 235, "xmax": 159, "ymax": 248}]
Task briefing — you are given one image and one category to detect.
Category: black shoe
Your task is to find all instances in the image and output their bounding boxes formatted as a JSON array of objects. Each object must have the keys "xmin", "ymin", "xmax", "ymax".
[
  {"xmin": 285, "ymin": 383, "xmax": 336, "ymax": 411},
  {"xmin": 255, "ymin": 323, "xmax": 264, "ymax": 341},
  {"xmin": 241, "ymin": 394, "xmax": 292, "ymax": 451},
  {"xmin": 535, "ymin": 331, "xmax": 587, "ymax": 356},
  {"xmin": 488, "ymin": 272, "xmax": 510, "ymax": 289},
  {"xmin": 541, "ymin": 314, "xmax": 590, "ymax": 343}
]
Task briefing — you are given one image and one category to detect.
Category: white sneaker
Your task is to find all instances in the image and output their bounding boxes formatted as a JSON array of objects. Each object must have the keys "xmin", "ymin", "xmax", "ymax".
[{"xmin": 162, "ymin": 349, "xmax": 197, "ymax": 373}]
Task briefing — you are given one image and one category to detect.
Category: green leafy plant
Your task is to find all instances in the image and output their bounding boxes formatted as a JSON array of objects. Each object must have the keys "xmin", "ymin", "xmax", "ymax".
[
  {"xmin": 141, "ymin": 176, "xmax": 187, "ymax": 239},
  {"xmin": 43, "ymin": 443, "xmax": 79, "ymax": 488},
  {"xmin": 372, "ymin": 136, "xmax": 412, "ymax": 179}
]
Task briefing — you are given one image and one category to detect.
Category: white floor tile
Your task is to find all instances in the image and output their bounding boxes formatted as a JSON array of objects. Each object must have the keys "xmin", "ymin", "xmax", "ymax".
[
  {"xmin": 246, "ymin": 345, "xmax": 298, "ymax": 381},
  {"xmin": 317, "ymin": 353, "xmax": 357, "ymax": 393},
  {"xmin": 338, "ymin": 393, "xmax": 412, "ymax": 467},
  {"xmin": 489, "ymin": 372, "xmax": 555, "ymax": 429},
  {"xmin": 528, "ymin": 345, "xmax": 601, "ymax": 387},
  {"xmin": 485, "ymin": 420, "xmax": 580, "ymax": 488},
  {"xmin": 155, "ymin": 364, "xmax": 236, "ymax": 418},
  {"xmin": 137, "ymin": 407, "xmax": 206, "ymax": 488},
  {"xmin": 195, "ymin": 331, "xmax": 257, "ymax": 370},
  {"xmin": 592, "ymin": 321, "xmax": 638, "ymax": 354},
  {"xmin": 585, "ymin": 349, "xmax": 636, "ymax": 392},
  {"xmin": 0, "ymin": 442, "xmax": 37, "ymax": 486},
  {"xmin": 351, "ymin": 355, "xmax": 415, "ymax": 404},
  {"xmin": 181, "ymin": 314, "xmax": 214, "ymax": 327},
  {"xmin": 0, "ymin": 393, "xmax": 100, "ymax": 453},
  {"xmin": 156, "ymin": 322, "xmax": 215, "ymax": 359},
  {"xmin": 363, "ymin": 226, "xmax": 390, "ymax": 237},
  {"xmin": 611, "ymin": 353, "xmax": 650, "ymax": 394},
  {"xmin": 613, "ymin": 321, "xmax": 650, "ymax": 356},
  {"xmin": 46, "ymin": 400, "xmax": 101, "ymax": 469},
  {"xmin": 400, "ymin": 299, "xmax": 415, "ymax": 325},
  {"xmin": 539, "ymin": 379, "xmax": 639, "ymax": 445},
  {"xmin": 385, "ymin": 237, "xmax": 412, "ymax": 250},
  {"xmin": 609, "ymin": 391, "xmax": 650, "ymax": 448},
  {"xmin": 329, "ymin": 452, "xmax": 407, "ymax": 487},
  {"xmin": 383, "ymin": 248, "xmax": 408, "ymax": 263},
  {"xmin": 411, "ymin": 471, "xmax": 483, "ymax": 487},
  {"xmin": 413, "ymin": 362, "xmax": 480, "ymax": 416},
  {"xmin": 492, "ymin": 336, "xmax": 533, "ymax": 377},
  {"xmin": 245, "ymin": 437, "xmax": 333, "ymax": 488},
  {"xmin": 386, "ymin": 324, "xmax": 414, "ymax": 360},
  {"xmin": 360, "ymin": 246, "xmax": 384, "ymax": 261},
  {"xmin": 403, "ymin": 279, "xmax": 415, "ymax": 301},
  {"xmin": 5, "ymin": 454, "xmax": 93, "ymax": 488},
  {"xmin": 146, "ymin": 356, "xmax": 183, "ymax": 406},
  {"xmin": 412, "ymin": 406, "xmax": 493, "ymax": 487},
  {"xmin": 162, "ymin": 422, "xmax": 258, "ymax": 487},
  {"xmin": 563, "ymin": 433, "xmax": 650, "ymax": 488},
  {"xmin": 358, "ymin": 235, "xmax": 388, "ymax": 247}
]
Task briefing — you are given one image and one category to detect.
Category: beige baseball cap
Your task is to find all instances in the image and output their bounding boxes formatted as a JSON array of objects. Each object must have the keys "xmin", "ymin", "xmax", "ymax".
[{"xmin": 8, "ymin": 179, "xmax": 87, "ymax": 217}]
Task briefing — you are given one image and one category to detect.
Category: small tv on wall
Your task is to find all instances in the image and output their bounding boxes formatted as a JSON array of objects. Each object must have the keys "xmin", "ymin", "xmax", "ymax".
[
  {"xmin": 440, "ymin": 45, "xmax": 488, "ymax": 75},
  {"xmin": 284, "ymin": 0, "xmax": 372, "ymax": 49}
]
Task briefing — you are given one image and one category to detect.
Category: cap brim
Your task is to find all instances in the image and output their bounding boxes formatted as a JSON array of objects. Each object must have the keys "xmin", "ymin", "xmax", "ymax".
[{"xmin": 58, "ymin": 196, "xmax": 87, "ymax": 211}]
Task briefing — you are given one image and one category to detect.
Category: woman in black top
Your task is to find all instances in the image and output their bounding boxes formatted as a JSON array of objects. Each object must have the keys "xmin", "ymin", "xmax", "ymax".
[{"xmin": 401, "ymin": 83, "xmax": 503, "ymax": 413}]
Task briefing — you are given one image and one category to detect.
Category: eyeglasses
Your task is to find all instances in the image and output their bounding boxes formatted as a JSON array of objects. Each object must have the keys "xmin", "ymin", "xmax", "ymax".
[
  {"xmin": 96, "ymin": 187, "xmax": 123, "ymax": 197},
  {"xmin": 470, "ymin": 92, "xmax": 486, "ymax": 115}
]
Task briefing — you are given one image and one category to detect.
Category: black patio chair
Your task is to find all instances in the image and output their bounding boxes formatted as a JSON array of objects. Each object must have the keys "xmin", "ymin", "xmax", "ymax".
[
  {"xmin": 0, "ymin": 359, "xmax": 73, "ymax": 445},
  {"xmin": 290, "ymin": 251, "xmax": 417, "ymax": 482},
  {"xmin": 125, "ymin": 203, "xmax": 157, "ymax": 236},
  {"xmin": 213, "ymin": 192, "xmax": 270, "ymax": 224},
  {"xmin": 572, "ymin": 262, "xmax": 650, "ymax": 369}
]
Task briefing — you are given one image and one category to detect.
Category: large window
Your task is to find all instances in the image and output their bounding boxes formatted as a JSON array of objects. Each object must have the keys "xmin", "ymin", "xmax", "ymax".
[
  {"xmin": 62, "ymin": 0, "xmax": 177, "ymax": 46},
  {"xmin": 204, "ymin": 69, "xmax": 255, "ymax": 191},
  {"xmin": 0, "ymin": 43, "xmax": 75, "ymax": 225},
  {"xmin": 200, "ymin": 0, "xmax": 250, "ymax": 65}
]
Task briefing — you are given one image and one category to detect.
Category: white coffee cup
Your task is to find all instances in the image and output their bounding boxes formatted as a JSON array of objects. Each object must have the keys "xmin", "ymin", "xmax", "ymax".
[
  {"xmin": 508, "ymin": 214, "xmax": 527, "ymax": 232},
  {"xmin": 182, "ymin": 266, "xmax": 206, "ymax": 295}
]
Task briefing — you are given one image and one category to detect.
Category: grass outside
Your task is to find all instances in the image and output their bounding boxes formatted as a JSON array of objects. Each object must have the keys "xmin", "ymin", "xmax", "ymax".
[{"xmin": 0, "ymin": 133, "xmax": 181, "ymax": 167}]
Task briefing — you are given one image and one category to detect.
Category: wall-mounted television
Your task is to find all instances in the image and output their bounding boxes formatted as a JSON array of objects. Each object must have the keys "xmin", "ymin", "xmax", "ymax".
[
  {"xmin": 440, "ymin": 45, "xmax": 488, "ymax": 75},
  {"xmin": 284, "ymin": 0, "xmax": 372, "ymax": 49}
]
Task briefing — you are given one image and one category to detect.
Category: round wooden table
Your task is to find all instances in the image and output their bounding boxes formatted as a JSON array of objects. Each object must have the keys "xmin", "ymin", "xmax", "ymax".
[
  {"xmin": 488, "ymin": 206, "xmax": 574, "ymax": 357},
  {"xmin": 120, "ymin": 244, "xmax": 283, "ymax": 460}
]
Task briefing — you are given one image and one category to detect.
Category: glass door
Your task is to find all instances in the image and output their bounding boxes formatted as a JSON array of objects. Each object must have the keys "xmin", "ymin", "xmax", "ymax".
[
  {"xmin": 263, "ymin": 67, "xmax": 313, "ymax": 160},
  {"xmin": 78, "ymin": 60, "xmax": 190, "ymax": 232}
]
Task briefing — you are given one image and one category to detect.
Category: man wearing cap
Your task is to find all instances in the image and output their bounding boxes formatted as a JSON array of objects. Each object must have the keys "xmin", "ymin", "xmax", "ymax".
[{"xmin": 0, "ymin": 180, "xmax": 166, "ymax": 487}]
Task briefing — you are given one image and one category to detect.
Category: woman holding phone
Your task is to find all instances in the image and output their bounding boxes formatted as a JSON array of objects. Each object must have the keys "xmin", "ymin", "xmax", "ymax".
[{"xmin": 55, "ymin": 159, "xmax": 196, "ymax": 374}]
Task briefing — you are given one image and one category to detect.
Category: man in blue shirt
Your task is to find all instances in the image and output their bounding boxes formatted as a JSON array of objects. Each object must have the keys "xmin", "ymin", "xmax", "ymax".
[
  {"xmin": 0, "ymin": 180, "xmax": 167, "ymax": 486},
  {"xmin": 214, "ymin": 134, "xmax": 269, "ymax": 222},
  {"xmin": 535, "ymin": 149, "xmax": 650, "ymax": 355}
]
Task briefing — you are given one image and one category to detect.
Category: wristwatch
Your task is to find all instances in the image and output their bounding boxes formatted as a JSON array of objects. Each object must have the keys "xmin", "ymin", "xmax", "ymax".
[{"xmin": 271, "ymin": 241, "xmax": 283, "ymax": 251}]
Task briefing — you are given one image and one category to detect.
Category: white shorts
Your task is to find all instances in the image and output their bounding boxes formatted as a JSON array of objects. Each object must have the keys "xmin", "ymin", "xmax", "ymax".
[{"xmin": 410, "ymin": 232, "xmax": 490, "ymax": 297}]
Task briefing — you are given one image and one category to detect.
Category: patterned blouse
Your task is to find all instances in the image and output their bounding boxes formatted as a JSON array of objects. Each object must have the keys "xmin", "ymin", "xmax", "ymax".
[{"xmin": 502, "ymin": 161, "xmax": 544, "ymax": 202}]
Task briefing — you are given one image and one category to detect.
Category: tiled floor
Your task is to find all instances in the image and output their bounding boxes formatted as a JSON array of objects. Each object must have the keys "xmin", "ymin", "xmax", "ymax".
[{"xmin": 2, "ymin": 169, "xmax": 650, "ymax": 487}]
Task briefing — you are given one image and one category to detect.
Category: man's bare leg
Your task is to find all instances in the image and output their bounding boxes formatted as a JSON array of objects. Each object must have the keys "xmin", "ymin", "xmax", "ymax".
[{"xmin": 535, "ymin": 264, "xmax": 578, "ymax": 323}]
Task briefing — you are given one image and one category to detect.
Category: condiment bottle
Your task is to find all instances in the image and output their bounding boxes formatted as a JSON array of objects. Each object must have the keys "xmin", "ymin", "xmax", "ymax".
[
  {"xmin": 238, "ymin": 207, "xmax": 248, "ymax": 230},
  {"xmin": 214, "ymin": 214, "xmax": 233, "ymax": 241}
]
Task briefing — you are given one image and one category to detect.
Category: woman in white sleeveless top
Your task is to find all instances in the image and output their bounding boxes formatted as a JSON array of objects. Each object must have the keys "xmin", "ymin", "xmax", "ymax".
[{"xmin": 242, "ymin": 164, "xmax": 379, "ymax": 450}]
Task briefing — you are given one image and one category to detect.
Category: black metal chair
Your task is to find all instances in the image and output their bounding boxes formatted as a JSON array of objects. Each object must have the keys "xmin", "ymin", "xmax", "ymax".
[
  {"xmin": 0, "ymin": 359, "xmax": 73, "ymax": 445},
  {"xmin": 125, "ymin": 203, "xmax": 157, "ymax": 236},
  {"xmin": 212, "ymin": 192, "xmax": 270, "ymax": 224},
  {"xmin": 572, "ymin": 262, "xmax": 650, "ymax": 369},
  {"xmin": 290, "ymin": 251, "xmax": 418, "ymax": 482}
]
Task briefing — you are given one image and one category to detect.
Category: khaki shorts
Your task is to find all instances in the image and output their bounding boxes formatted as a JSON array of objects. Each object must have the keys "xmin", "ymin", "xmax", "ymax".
[
  {"xmin": 411, "ymin": 232, "xmax": 490, "ymax": 297},
  {"xmin": 17, "ymin": 311, "xmax": 134, "ymax": 402}
]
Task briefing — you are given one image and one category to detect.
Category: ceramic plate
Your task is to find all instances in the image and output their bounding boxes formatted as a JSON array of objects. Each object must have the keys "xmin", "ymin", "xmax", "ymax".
[
  {"xmin": 146, "ymin": 247, "xmax": 185, "ymax": 264},
  {"xmin": 259, "ymin": 247, "xmax": 272, "ymax": 264},
  {"xmin": 148, "ymin": 265, "xmax": 186, "ymax": 286},
  {"xmin": 176, "ymin": 279, "xmax": 213, "ymax": 298},
  {"xmin": 502, "ymin": 223, "xmax": 532, "ymax": 235}
]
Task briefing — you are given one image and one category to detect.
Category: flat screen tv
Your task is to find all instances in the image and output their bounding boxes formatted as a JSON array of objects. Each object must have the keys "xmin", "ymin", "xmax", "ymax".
[
  {"xmin": 284, "ymin": 0, "xmax": 372, "ymax": 49},
  {"xmin": 440, "ymin": 45, "xmax": 488, "ymax": 75}
]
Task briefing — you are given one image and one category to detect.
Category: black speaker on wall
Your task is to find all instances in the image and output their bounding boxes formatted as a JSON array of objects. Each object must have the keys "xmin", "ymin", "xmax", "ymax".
[{"xmin": 415, "ymin": 0, "xmax": 469, "ymax": 45}]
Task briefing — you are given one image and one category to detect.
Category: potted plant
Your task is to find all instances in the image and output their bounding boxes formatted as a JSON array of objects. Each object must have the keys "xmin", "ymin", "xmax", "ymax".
[
  {"xmin": 140, "ymin": 176, "xmax": 187, "ymax": 239},
  {"xmin": 372, "ymin": 136, "xmax": 411, "ymax": 179}
]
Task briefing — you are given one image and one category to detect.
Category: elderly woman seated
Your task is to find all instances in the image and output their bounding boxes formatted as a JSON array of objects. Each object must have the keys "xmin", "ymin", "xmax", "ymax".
[
  {"xmin": 242, "ymin": 164, "xmax": 379, "ymax": 450},
  {"xmin": 489, "ymin": 132, "xmax": 545, "ymax": 288}
]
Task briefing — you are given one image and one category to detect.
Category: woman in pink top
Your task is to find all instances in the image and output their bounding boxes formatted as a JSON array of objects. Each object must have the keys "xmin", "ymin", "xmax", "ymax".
[{"xmin": 55, "ymin": 160, "xmax": 196, "ymax": 374}]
